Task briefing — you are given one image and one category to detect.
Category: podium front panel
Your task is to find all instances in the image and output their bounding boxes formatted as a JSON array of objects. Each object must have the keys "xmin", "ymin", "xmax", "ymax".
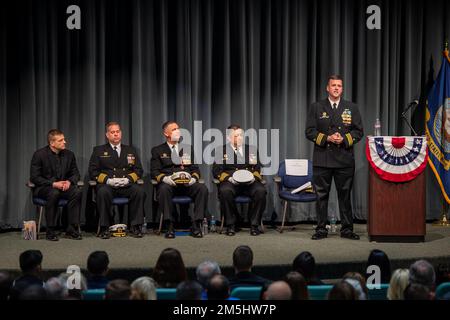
[{"xmin": 368, "ymin": 166, "xmax": 426, "ymax": 242}]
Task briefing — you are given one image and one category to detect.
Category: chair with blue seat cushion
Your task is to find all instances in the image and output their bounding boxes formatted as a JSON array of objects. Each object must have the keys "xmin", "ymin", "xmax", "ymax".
[
  {"xmin": 436, "ymin": 282, "xmax": 450, "ymax": 300},
  {"xmin": 307, "ymin": 285, "xmax": 333, "ymax": 300},
  {"xmin": 367, "ymin": 283, "xmax": 389, "ymax": 300},
  {"xmin": 212, "ymin": 179, "xmax": 266, "ymax": 234},
  {"xmin": 89, "ymin": 180, "xmax": 143, "ymax": 235},
  {"xmin": 273, "ymin": 160, "xmax": 317, "ymax": 233},
  {"xmin": 151, "ymin": 180, "xmax": 202, "ymax": 235},
  {"xmin": 156, "ymin": 288, "xmax": 177, "ymax": 300},
  {"xmin": 230, "ymin": 286, "xmax": 262, "ymax": 300},
  {"xmin": 82, "ymin": 289, "xmax": 105, "ymax": 300},
  {"xmin": 27, "ymin": 181, "xmax": 83, "ymax": 239}
]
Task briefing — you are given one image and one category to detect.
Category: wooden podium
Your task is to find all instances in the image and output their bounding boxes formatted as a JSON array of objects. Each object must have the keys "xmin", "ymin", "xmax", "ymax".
[{"xmin": 368, "ymin": 166, "xmax": 426, "ymax": 242}]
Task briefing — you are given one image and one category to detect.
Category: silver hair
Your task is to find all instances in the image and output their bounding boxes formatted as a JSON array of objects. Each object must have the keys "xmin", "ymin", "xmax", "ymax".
[
  {"xmin": 196, "ymin": 260, "xmax": 221, "ymax": 287},
  {"xmin": 409, "ymin": 260, "xmax": 435, "ymax": 290}
]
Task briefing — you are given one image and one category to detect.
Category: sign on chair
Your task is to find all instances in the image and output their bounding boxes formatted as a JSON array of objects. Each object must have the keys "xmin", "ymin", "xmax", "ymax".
[{"xmin": 285, "ymin": 159, "xmax": 308, "ymax": 176}]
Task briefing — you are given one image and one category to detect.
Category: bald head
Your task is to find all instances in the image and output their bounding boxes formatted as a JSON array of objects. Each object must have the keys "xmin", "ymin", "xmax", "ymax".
[{"xmin": 264, "ymin": 281, "xmax": 292, "ymax": 300}]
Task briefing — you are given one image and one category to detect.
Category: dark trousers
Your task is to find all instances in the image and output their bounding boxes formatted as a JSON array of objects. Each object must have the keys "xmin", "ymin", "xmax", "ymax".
[
  {"xmin": 313, "ymin": 166, "xmax": 355, "ymax": 234},
  {"xmin": 156, "ymin": 182, "xmax": 208, "ymax": 223},
  {"xmin": 218, "ymin": 181, "xmax": 266, "ymax": 227},
  {"xmin": 34, "ymin": 186, "xmax": 82, "ymax": 228},
  {"xmin": 96, "ymin": 184, "xmax": 145, "ymax": 228}
]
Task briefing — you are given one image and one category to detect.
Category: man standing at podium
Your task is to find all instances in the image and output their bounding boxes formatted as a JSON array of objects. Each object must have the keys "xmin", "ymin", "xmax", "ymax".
[{"xmin": 305, "ymin": 75, "xmax": 364, "ymax": 240}]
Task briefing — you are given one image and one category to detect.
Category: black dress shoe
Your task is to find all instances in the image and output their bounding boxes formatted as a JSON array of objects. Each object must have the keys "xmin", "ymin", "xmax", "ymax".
[
  {"xmin": 99, "ymin": 229, "xmax": 110, "ymax": 239},
  {"xmin": 130, "ymin": 226, "xmax": 143, "ymax": 238},
  {"xmin": 65, "ymin": 230, "xmax": 82, "ymax": 240},
  {"xmin": 165, "ymin": 230, "xmax": 175, "ymax": 239},
  {"xmin": 65, "ymin": 225, "xmax": 82, "ymax": 240},
  {"xmin": 46, "ymin": 231, "xmax": 59, "ymax": 241},
  {"xmin": 340, "ymin": 232, "xmax": 360, "ymax": 240},
  {"xmin": 191, "ymin": 229, "xmax": 203, "ymax": 238},
  {"xmin": 311, "ymin": 231, "xmax": 327, "ymax": 240},
  {"xmin": 226, "ymin": 226, "xmax": 235, "ymax": 236},
  {"xmin": 165, "ymin": 223, "xmax": 176, "ymax": 239},
  {"xmin": 250, "ymin": 226, "xmax": 261, "ymax": 236}
]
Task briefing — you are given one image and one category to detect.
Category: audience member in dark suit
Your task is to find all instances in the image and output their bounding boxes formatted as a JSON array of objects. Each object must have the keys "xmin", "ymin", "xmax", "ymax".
[
  {"xmin": 86, "ymin": 251, "xmax": 110, "ymax": 289},
  {"xmin": 10, "ymin": 250, "xmax": 45, "ymax": 300},
  {"xmin": 89, "ymin": 122, "xmax": 145, "ymax": 239},
  {"xmin": 229, "ymin": 245, "xmax": 271, "ymax": 290},
  {"xmin": 30, "ymin": 129, "xmax": 82, "ymax": 241},
  {"xmin": 150, "ymin": 121, "xmax": 208, "ymax": 238}
]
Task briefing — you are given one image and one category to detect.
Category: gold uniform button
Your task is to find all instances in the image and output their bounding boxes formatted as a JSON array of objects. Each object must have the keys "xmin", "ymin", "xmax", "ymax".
[
  {"xmin": 113, "ymin": 168, "xmax": 116, "ymax": 171},
  {"xmin": 113, "ymin": 175, "xmax": 116, "ymax": 178},
  {"xmin": 338, "ymin": 126, "xmax": 341, "ymax": 129}
]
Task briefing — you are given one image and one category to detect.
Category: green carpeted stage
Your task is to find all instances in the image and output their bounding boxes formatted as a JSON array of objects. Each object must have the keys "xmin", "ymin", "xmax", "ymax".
[{"xmin": 1, "ymin": 223, "xmax": 450, "ymax": 282}]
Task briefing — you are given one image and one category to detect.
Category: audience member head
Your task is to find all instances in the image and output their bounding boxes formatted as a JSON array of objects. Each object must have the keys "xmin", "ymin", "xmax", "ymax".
[
  {"xmin": 131, "ymin": 277, "xmax": 157, "ymax": 300},
  {"xmin": 263, "ymin": 281, "xmax": 292, "ymax": 300},
  {"xmin": 19, "ymin": 250, "xmax": 43, "ymax": 275},
  {"xmin": 105, "ymin": 279, "xmax": 131, "ymax": 300},
  {"xmin": 328, "ymin": 281, "xmax": 358, "ymax": 300},
  {"xmin": 292, "ymin": 251, "xmax": 317, "ymax": 281},
  {"xmin": 87, "ymin": 251, "xmax": 110, "ymax": 276},
  {"xmin": 343, "ymin": 278, "xmax": 366, "ymax": 300},
  {"xmin": 0, "ymin": 271, "xmax": 12, "ymax": 300},
  {"xmin": 207, "ymin": 275, "xmax": 230, "ymax": 300},
  {"xmin": 404, "ymin": 283, "xmax": 432, "ymax": 300},
  {"xmin": 196, "ymin": 260, "xmax": 221, "ymax": 288},
  {"xmin": 153, "ymin": 248, "xmax": 187, "ymax": 288},
  {"xmin": 387, "ymin": 268, "xmax": 409, "ymax": 300},
  {"xmin": 233, "ymin": 245, "xmax": 253, "ymax": 273},
  {"xmin": 176, "ymin": 280, "xmax": 203, "ymax": 300},
  {"xmin": 409, "ymin": 260, "xmax": 436, "ymax": 291},
  {"xmin": 285, "ymin": 271, "xmax": 309, "ymax": 300},
  {"xmin": 366, "ymin": 249, "xmax": 391, "ymax": 283},
  {"xmin": 342, "ymin": 272, "xmax": 368, "ymax": 299},
  {"xmin": 44, "ymin": 277, "xmax": 66, "ymax": 300}
]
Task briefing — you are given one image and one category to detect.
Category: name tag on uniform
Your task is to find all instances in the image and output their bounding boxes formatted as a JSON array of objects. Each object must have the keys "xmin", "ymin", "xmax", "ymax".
[
  {"xmin": 161, "ymin": 153, "xmax": 169, "ymax": 159},
  {"xmin": 100, "ymin": 152, "xmax": 111, "ymax": 158},
  {"xmin": 127, "ymin": 154, "xmax": 136, "ymax": 165}
]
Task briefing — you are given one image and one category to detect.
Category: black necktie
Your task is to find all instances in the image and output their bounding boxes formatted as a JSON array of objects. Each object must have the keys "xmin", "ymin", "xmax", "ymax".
[
  {"xmin": 333, "ymin": 103, "xmax": 337, "ymax": 109},
  {"xmin": 114, "ymin": 146, "xmax": 119, "ymax": 158}
]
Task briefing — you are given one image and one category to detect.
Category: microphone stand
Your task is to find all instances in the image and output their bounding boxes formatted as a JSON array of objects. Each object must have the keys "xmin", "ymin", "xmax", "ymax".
[{"xmin": 401, "ymin": 102, "xmax": 419, "ymax": 136}]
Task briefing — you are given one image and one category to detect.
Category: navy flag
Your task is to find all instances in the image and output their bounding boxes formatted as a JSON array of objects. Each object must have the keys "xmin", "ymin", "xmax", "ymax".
[{"xmin": 426, "ymin": 46, "xmax": 450, "ymax": 203}]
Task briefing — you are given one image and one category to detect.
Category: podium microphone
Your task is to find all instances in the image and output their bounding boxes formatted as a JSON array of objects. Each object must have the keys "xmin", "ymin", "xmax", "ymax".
[{"xmin": 401, "ymin": 99, "xmax": 419, "ymax": 135}]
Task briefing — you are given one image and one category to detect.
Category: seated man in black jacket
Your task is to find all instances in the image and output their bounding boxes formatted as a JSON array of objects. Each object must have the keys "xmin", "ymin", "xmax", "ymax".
[
  {"xmin": 89, "ymin": 122, "xmax": 145, "ymax": 239},
  {"xmin": 30, "ymin": 129, "xmax": 82, "ymax": 241},
  {"xmin": 229, "ymin": 245, "xmax": 271, "ymax": 290},
  {"xmin": 151, "ymin": 121, "xmax": 208, "ymax": 239}
]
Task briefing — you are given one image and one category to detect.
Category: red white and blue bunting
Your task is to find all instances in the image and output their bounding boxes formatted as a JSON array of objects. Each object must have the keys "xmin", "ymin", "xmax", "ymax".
[{"xmin": 366, "ymin": 136, "xmax": 428, "ymax": 182}]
